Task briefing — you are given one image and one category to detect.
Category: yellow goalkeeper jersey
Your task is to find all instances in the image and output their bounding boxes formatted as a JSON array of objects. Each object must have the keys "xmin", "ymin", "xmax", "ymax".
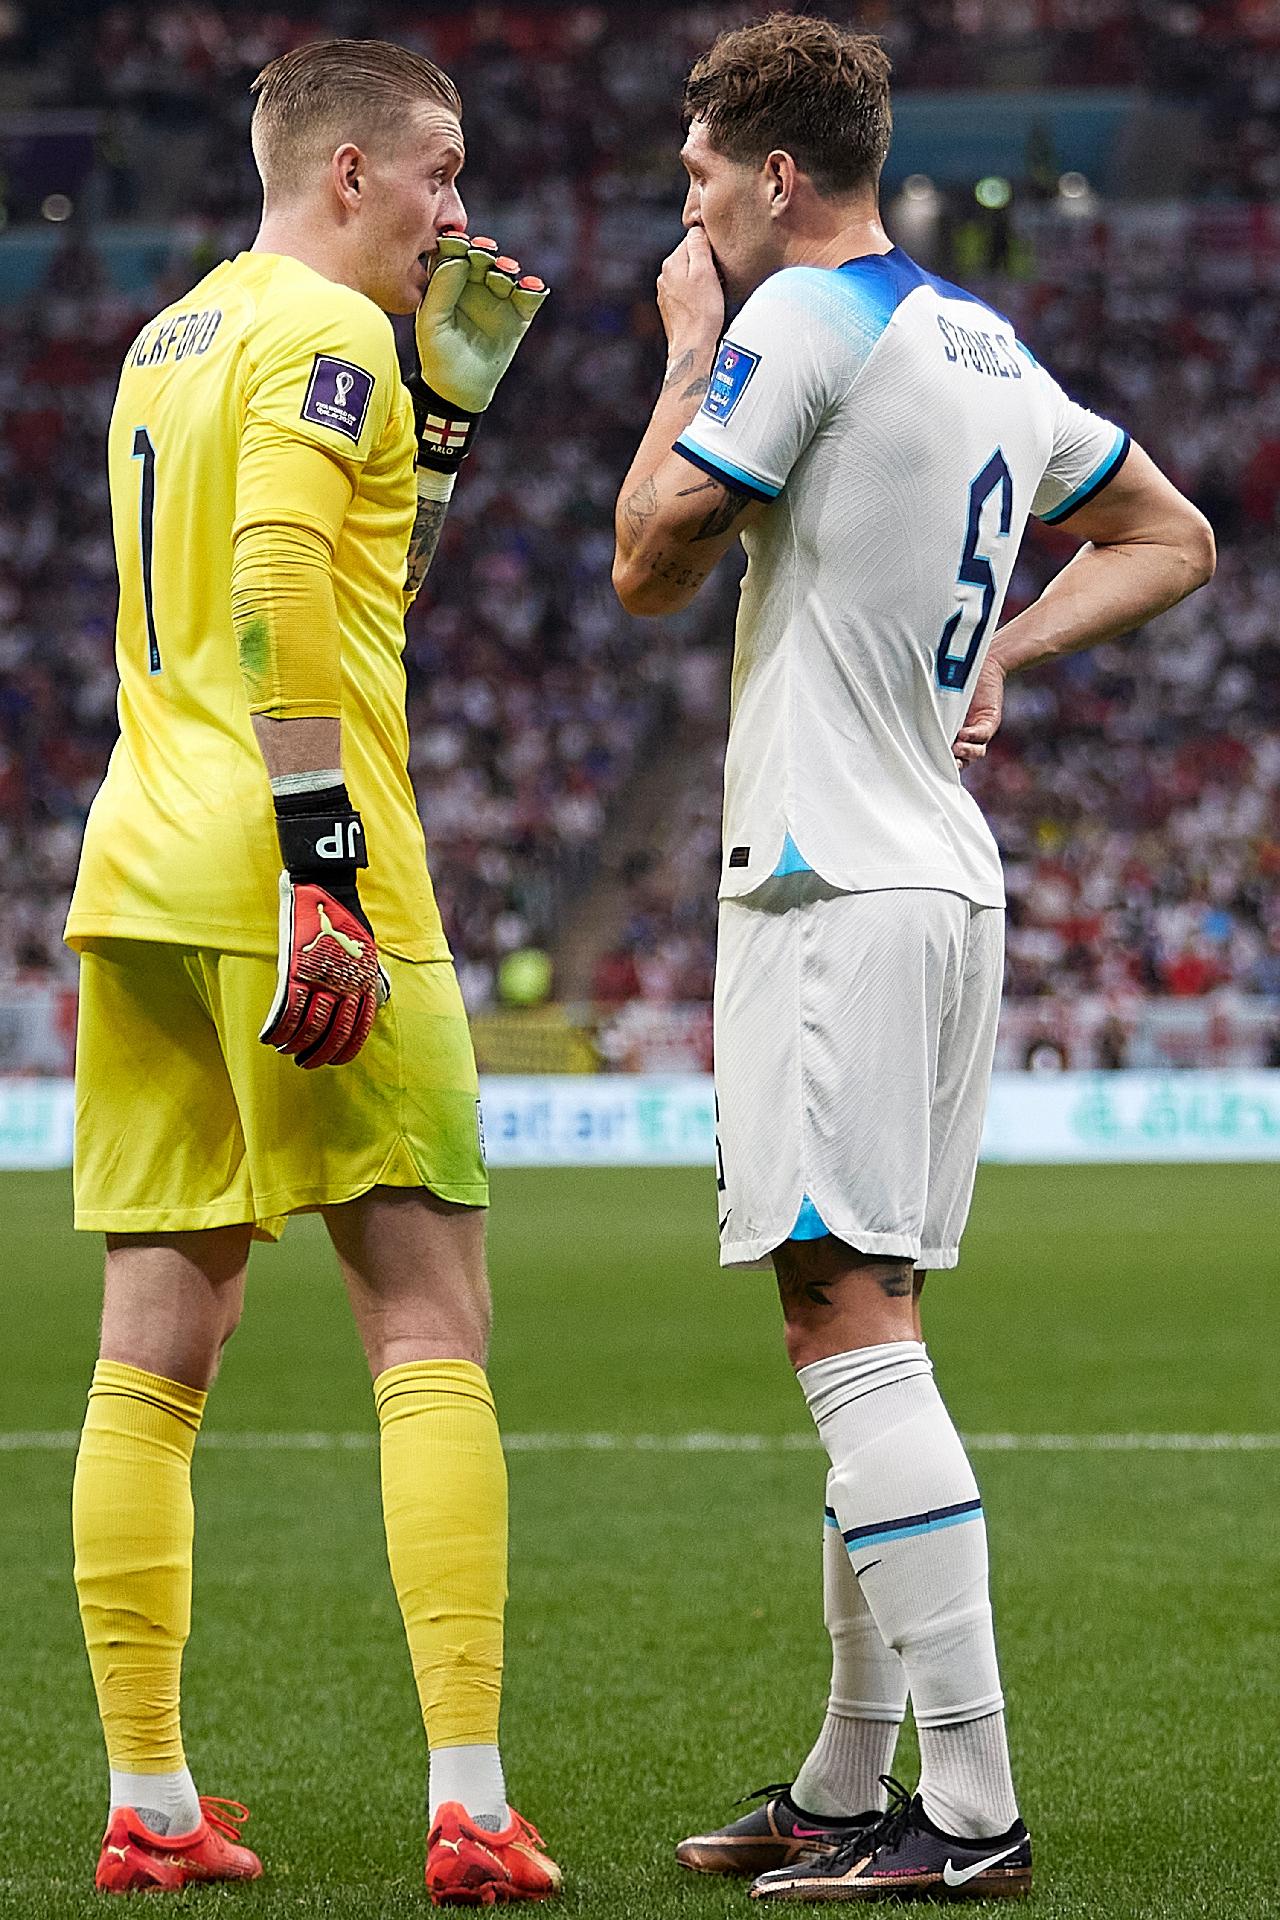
[{"xmin": 65, "ymin": 250, "xmax": 449, "ymax": 963}]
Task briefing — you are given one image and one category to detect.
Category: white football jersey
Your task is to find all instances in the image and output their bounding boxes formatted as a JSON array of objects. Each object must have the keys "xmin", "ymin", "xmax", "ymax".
[{"xmin": 674, "ymin": 247, "xmax": 1129, "ymax": 906}]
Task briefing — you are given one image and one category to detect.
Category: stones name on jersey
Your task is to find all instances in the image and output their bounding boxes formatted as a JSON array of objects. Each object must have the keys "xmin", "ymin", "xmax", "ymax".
[{"xmin": 936, "ymin": 313, "xmax": 1025, "ymax": 381}]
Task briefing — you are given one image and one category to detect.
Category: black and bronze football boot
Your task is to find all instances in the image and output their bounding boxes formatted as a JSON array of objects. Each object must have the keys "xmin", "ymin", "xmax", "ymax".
[{"xmin": 677, "ymin": 1784, "xmax": 881, "ymax": 1878}]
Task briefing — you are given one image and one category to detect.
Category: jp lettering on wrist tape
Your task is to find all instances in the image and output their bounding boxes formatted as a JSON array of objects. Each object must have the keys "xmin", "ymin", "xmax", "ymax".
[{"xmin": 273, "ymin": 806, "xmax": 369, "ymax": 880}]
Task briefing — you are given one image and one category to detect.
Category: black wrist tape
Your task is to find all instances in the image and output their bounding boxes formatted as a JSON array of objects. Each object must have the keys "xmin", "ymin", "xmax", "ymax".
[
  {"xmin": 407, "ymin": 372, "xmax": 481, "ymax": 474},
  {"xmin": 273, "ymin": 782, "xmax": 369, "ymax": 882}
]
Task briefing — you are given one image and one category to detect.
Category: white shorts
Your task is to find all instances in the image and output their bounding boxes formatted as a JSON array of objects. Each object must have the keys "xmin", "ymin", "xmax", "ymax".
[{"xmin": 713, "ymin": 880, "xmax": 1004, "ymax": 1270}]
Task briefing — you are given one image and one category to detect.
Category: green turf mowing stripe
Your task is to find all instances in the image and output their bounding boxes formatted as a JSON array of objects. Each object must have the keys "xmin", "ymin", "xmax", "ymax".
[{"xmin": 2, "ymin": 1428, "xmax": 1278, "ymax": 1451}]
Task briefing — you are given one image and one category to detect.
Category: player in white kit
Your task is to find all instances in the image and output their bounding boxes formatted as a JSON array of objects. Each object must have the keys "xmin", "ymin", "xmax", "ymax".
[{"xmin": 613, "ymin": 15, "xmax": 1214, "ymax": 1905}]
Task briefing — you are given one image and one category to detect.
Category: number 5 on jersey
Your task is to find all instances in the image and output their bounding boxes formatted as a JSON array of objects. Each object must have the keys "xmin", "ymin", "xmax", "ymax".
[
  {"xmin": 935, "ymin": 448, "xmax": 1012, "ymax": 694},
  {"xmin": 132, "ymin": 426, "xmax": 161, "ymax": 674}
]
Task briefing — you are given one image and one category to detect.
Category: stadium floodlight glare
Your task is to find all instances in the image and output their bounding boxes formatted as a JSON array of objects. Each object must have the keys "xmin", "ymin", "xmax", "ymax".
[
  {"xmin": 1058, "ymin": 171, "xmax": 1089, "ymax": 199},
  {"xmin": 894, "ymin": 172, "xmax": 941, "ymax": 234},
  {"xmin": 41, "ymin": 193, "xmax": 73, "ymax": 222},
  {"xmin": 975, "ymin": 176, "xmax": 1013, "ymax": 210}
]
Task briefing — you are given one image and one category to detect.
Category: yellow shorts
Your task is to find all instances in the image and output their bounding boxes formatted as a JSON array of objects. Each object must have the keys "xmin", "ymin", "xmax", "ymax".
[{"xmin": 74, "ymin": 940, "xmax": 488, "ymax": 1239}]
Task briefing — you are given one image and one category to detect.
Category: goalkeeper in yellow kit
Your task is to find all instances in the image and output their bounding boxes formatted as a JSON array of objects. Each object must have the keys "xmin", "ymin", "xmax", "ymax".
[{"xmin": 64, "ymin": 38, "xmax": 560, "ymax": 1905}]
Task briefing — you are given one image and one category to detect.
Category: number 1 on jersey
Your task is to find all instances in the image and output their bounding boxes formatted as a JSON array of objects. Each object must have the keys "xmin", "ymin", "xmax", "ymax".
[
  {"xmin": 935, "ymin": 448, "xmax": 1012, "ymax": 693},
  {"xmin": 132, "ymin": 426, "xmax": 161, "ymax": 674}
]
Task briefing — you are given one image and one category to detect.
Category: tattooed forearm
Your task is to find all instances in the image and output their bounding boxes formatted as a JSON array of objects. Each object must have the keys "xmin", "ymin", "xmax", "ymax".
[
  {"xmin": 691, "ymin": 492, "xmax": 749, "ymax": 541},
  {"xmin": 622, "ymin": 475, "xmax": 658, "ymax": 545},
  {"xmin": 673, "ymin": 475, "xmax": 749, "ymax": 541},
  {"xmin": 404, "ymin": 495, "xmax": 449, "ymax": 604},
  {"xmin": 659, "ymin": 348, "xmax": 711, "ymax": 405},
  {"xmin": 649, "ymin": 550, "xmax": 708, "ymax": 591}
]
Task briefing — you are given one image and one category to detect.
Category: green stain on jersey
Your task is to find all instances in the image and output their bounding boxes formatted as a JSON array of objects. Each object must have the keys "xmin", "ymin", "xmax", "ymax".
[{"xmin": 236, "ymin": 615, "xmax": 271, "ymax": 696}]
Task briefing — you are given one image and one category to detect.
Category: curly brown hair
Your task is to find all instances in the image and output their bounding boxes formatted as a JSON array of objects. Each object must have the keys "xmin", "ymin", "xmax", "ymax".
[{"xmin": 683, "ymin": 13, "xmax": 892, "ymax": 198}]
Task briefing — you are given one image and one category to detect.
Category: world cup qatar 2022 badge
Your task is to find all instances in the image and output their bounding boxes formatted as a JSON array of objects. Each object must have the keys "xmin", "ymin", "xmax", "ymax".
[
  {"xmin": 702, "ymin": 340, "xmax": 760, "ymax": 422},
  {"xmin": 302, "ymin": 354, "xmax": 374, "ymax": 443}
]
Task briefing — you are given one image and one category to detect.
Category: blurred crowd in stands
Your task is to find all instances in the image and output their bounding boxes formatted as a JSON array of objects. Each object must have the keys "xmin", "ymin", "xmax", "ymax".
[
  {"xmin": 1, "ymin": 1, "xmax": 1278, "ymax": 219},
  {"xmin": 0, "ymin": 2, "xmax": 1276, "ymax": 1054}
]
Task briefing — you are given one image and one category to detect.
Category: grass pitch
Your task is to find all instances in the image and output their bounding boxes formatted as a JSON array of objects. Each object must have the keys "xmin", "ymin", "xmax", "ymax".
[{"xmin": 2, "ymin": 1163, "xmax": 1277, "ymax": 1918}]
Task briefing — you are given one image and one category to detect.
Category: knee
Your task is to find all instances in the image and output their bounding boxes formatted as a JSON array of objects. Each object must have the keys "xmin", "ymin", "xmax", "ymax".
[
  {"xmin": 473, "ymin": 1290, "xmax": 492, "ymax": 1359},
  {"xmin": 775, "ymin": 1240, "xmax": 919, "ymax": 1372},
  {"xmin": 775, "ymin": 1246, "xmax": 833, "ymax": 1370},
  {"xmin": 782, "ymin": 1312, "xmax": 817, "ymax": 1372},
  {"xmin": 365, "ymin": 1284, "xmax": 493, "ymax": 1381},
  {"xmin": 218, "ymin": 1296, "xmax": 244, "ymax": 1352}
]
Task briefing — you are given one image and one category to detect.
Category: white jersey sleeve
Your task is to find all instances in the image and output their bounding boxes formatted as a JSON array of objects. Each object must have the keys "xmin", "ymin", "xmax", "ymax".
[
  {"xmin": 1030, "ymin": 370, "xmax": 1130, "ymax": 523},
  {"xmin": 674, "ymin": 267, "xmax": 872, "ymax": 501}
]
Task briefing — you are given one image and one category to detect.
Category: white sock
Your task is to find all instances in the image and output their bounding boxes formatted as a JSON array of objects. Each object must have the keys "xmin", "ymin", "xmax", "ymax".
[
  {"xmin": 799, "ymin": 1342, "xmax": 1019, "ymax": 1836},
  {"xmin": 428, "ymin": 1744, "xmax": 508, "ymax": 1831},
  {"xmin": 109, "ymin": 1766, "xmax": 201, "ymax": 1836},
  {"xmin": 918, "ymin": 1712, "xmax": 1020, "ymax": 1838},
  {"xmin": 792, "ymin": 1476, "xmax": 907, "ymax": 1817}
]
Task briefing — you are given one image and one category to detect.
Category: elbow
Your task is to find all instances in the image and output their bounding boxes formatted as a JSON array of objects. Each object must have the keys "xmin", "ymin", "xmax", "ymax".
[
  {"xmin": 1185, "ymin": 509, "xmax": 1216, "ymax": 590},
  {"xmin": 612, "ymin": 552, "xmax": 683, "ymax": 618},
  {"xmin": 610, "ymin": 552, "xmax": 643, "ymax": 613}
]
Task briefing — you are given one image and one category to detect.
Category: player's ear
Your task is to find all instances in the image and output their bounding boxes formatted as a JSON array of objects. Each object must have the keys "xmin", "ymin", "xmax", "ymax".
[
  {"xmin": 331, "ymin": 142, "xmax": 365, "ymax": 212},
  {"xmin": 764, "ymin": 150, "xmax": 798, "ymax": 217}
]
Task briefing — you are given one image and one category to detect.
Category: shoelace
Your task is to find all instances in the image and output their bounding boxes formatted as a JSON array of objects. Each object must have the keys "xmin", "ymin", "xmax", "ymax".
[
  {"xmin": 732, "ymin": 1782, "xmax": 793, "ymax": 1810},
  {"xmin": 824, "ymin": 1775, "xmax": 914, "ymax": 1873},
  {"xmin": 509, "ymin": 1811, "xmax": 547, "ymax": 1851},
  {"xmin": 198, "ymin": 1798, "xmax": 251, "ymax": 1842}
]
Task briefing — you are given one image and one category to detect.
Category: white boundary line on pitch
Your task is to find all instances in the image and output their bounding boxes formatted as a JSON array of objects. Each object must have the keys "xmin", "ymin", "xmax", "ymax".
[{"xmin": 0, "ymin": 1430, "xmax": 1277, "ymax": 1453}]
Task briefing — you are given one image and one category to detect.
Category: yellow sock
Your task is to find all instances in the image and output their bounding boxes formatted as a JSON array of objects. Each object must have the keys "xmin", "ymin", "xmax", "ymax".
[
  {"xmin": 72, "ymin": 1360, "xmax": 205, "ymax": 1773},
  {"xmin": 375, "ymin": 1360, "xmax": 508, "ymax": 1749}
]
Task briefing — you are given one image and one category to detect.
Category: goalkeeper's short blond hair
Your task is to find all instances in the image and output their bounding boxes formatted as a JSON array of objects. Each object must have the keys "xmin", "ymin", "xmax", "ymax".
[{"xmin": 251, "ymin": 38, "xmax": 462, "ymax": 200}]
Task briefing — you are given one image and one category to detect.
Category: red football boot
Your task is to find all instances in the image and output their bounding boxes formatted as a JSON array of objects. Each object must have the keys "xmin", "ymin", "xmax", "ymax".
[
  {"xmin": 425, "ymin": 1802, "xmax": 561, "ymax": 1906},
  {"xmin": 95, "ymin": 1797, "xmax": 262, "ymax": 1893}
]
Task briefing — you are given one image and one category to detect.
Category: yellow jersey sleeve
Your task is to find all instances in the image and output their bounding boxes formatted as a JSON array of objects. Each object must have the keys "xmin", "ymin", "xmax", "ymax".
[
  {"xmin": 231, "ymin": 281, "xmax": 398, "ymax": 724},
  {"xmin": 231, "ymin": 516, "xmax": 344, "ymax": 720},
  {"xmin": 236, "ymin": 279, "xmax": 399, "ymax": 538}
]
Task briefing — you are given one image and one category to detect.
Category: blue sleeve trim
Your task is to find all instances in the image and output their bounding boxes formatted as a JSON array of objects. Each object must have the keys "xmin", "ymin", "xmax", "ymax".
[
  {"xmin": 1040, "ymin": 427, "xmax": 1131, "ymax": 524},
  {"xmin": 672, "ymin": 438, "xmax": 781, "ymax": 503}
]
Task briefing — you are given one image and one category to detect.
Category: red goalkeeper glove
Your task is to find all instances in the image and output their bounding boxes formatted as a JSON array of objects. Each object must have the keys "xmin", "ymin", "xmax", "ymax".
[{"xmin": 259, "ymin": 784, "xmax": 390, "ymax": 1070}]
